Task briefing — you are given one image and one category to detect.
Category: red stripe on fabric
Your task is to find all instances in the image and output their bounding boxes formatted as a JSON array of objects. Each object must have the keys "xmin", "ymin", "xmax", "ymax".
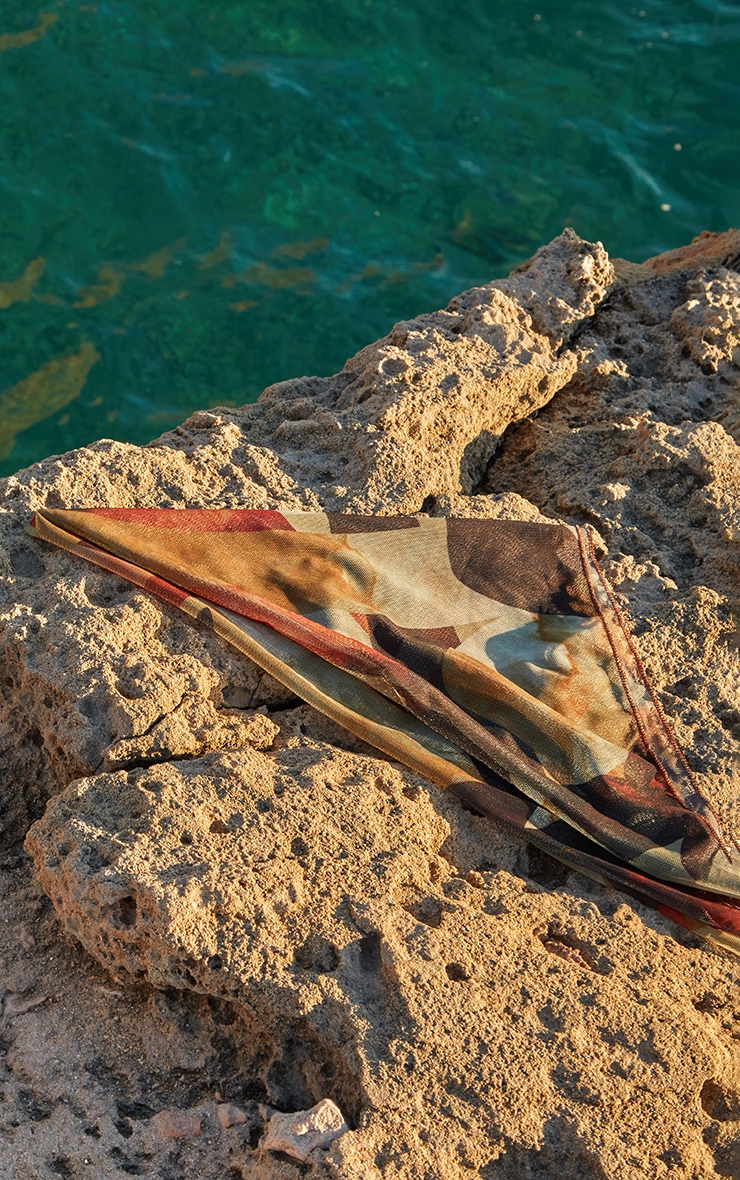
[
  {"xmin": 73, "ymin": 539, "xmax": 191, "ymax": 606},
  {"xmin": 576, "ymin": 527, "xmax": 728, "ymax": 855},
  {"xmin": 201, "ymin": 582, "xmax": 409, "ymax": 677},
  {"xmin": 143, "ymin": 573, "xmax": 191, "ymax": 607},
  {"xmin": 575, "ymin": 528, "xmax": 684, "ymax": 802},
  {"xmin": 656, "ymin": 899, "xmax": 740, "ymax": 938},
  {"xmin": 83, "ymin": 508, "xmax": 295, "ymax": 533},
  {"xmin": 586, "ymin": 532, "xmax": 706, "ymax": 801},
  {"xmin": 350, "ymin": 612, "xmax": 372, "ymax": 634}
]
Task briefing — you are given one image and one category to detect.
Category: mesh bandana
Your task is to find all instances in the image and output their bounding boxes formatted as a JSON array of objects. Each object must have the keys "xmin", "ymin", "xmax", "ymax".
[{"xmin": 29, "ymin": 507, "xmax": 740, "ymax": 953}]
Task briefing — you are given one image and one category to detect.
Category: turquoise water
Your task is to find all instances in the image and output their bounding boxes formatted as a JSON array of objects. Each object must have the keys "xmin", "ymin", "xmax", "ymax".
[{"xmin": 0, "ymin": 0, "xmax": 739, "ymax": 476}]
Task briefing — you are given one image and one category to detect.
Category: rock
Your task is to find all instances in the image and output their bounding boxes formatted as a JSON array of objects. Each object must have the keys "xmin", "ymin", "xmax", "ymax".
[
  {"xmin": 261, "ymin": 1098, "xmax": 349, "ymax": 1161},
  {"xmin": 152, "ymin": 1109, "xmax": 203, "ymax": 1138},
  {"xmin": 2, "ymin": 226, "xmax": 740, "ymax": 1179},
  {"xmin": 103, "ymin": 701, "xmax": 279, "ymax": 771},
  {"xmin": 482, "ymin": 242, "xmax": 740, "ymax": 837},
  {"xmin": 216, "ymin": 1102, "xmax": 249, "ymax": 1129},
  {"xmin": 642, "ymin": 227, "xmax": 740, "ymax": 276},
  {"xmin": 670, "ymin": 268, "xmax": 740, "ymax": 375},
  {"xmin": 0, "ymin": 229, "xmax": 610, "ymax": 846},
  {"xmin": 21, "ymin": 740, "xmax": 740, "ymax": 1178}
]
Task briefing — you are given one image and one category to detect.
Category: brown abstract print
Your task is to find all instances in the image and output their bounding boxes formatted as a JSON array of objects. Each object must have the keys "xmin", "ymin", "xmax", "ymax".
[{"xmin": 28, "ymin": 508, "xmax": 740, "ymax": 954}]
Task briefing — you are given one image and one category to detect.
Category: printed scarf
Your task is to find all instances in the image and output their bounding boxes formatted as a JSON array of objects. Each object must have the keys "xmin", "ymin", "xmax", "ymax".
[{"xmin": 29, "ymin": 507, "xmax": 740, "ymax": 954}]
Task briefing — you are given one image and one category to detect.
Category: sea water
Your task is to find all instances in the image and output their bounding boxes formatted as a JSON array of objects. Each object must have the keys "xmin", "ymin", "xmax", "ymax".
[{"xmin": 0, "ymin": 0, "xmax": 738, "ymax": 476}]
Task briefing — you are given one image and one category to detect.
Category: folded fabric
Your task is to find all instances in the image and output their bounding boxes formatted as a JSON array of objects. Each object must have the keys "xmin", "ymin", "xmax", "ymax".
[{"xmin": 29, "ymin": 507, "xmax": 740, "ymax": 953}]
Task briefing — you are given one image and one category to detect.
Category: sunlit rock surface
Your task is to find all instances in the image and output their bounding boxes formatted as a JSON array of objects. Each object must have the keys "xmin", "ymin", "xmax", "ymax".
[{"xmin": 2, "ymin": 228, "xmax": 740, "ymax": 1180}]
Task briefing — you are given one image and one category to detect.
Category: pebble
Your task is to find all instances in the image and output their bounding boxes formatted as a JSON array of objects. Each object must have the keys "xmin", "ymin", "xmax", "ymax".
[
  {"xmin": 466, "ymin": 870, "xmax": 485, "ymax": 889},
  {"xmin": 261, "ymin": 1098, "xmax": 349, "ymax": 1162},
  {"xmin": 152, "ymin": 1109, "xmax": 203, "ymax": 1138},
  {"xmin": 216, "ymin": 1102, "xmax": 248, "ymax": 1129}
]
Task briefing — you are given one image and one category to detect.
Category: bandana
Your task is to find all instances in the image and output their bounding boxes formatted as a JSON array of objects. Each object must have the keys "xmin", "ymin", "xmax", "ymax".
[{"xmin": 29, "ymin": 507, "xmax": 740, "ymax": 953}]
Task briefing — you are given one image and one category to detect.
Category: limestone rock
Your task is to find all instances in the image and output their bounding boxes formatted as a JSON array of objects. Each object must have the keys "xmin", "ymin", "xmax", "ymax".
[
  {"xmin": 670, "ymin": 267, "xmax": 740, "ymax": 375},
  {"xmin": 216, "ymin": 1102, "xmax": 249, "ymax": 1129},
  {"xmin": 261, "ymin": 1099, "xmax": 349, "ymax": 1161},
  {"xmin": 22, "ymin": 736, "xmax": 740, "ymax": 1180},
  {"xmin": 642, "ymin": 227, "xmax": 740, "ymax": 276},
  {"xmin": 2, "ymin": 227, "xmax": 740, "ymax": 1179},
  {"xmin": 0, "ymin": 228, "xmax": 610, "ymax": 848},
  {"xmin": 103, "ymin": 700, "xmax": 279, "ymax": 771},
  {"xmin": 483, "ymin": 245, "xmax": 740, "ymax": 838},
  {"xmin": 153, "ymin": 1108, "xmax": 203, "ymax": 1138}
]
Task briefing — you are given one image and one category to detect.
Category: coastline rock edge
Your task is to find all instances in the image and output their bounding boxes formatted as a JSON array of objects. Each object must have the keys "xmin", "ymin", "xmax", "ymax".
[{"xmin": 1, "ymin": 228, "xmax": 739, "ymax": 1179}]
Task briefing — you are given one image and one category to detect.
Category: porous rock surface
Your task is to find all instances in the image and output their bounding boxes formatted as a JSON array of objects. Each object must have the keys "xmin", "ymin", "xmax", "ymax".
[{"xmin": 2, "ymin": 228, "xmax": 740, "ymax": 1179}]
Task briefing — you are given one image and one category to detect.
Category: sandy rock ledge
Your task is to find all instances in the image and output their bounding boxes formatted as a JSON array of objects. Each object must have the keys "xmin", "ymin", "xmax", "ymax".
[{"xmin": 2, "ymin": 228, "xmax": 740, "ymax": 1179}]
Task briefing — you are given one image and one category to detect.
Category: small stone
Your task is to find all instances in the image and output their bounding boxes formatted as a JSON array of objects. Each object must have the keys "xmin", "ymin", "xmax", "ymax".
[
  {"xmin": 216, "ymin": 1102, "xmax": 248, "ymax": 1129},
  {"xmin": 20, "ymin": 928, "xmax": 36, "ymax": 951},
  {"xmin": 261, "ymin": 1098, "xmax": 349, "ymax": 1162},
  {"xmin": 152, "ymin": 1109, "xmax": 203, "ymax": 1139}
]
